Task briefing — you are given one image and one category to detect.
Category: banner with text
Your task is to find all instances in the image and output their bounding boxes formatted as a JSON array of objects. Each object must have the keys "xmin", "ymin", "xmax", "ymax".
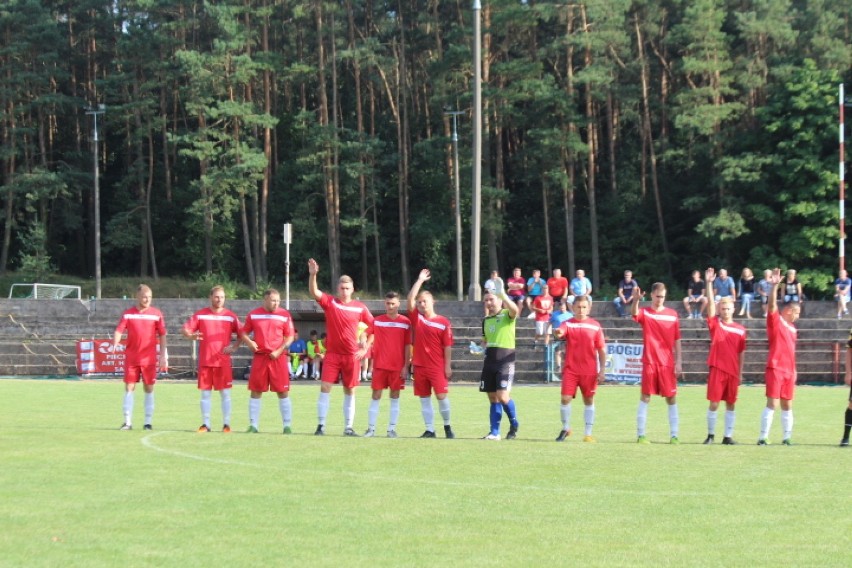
[
  {"xmin": 604, "ymin": 342, "xmax": 643, "ymax": 384},
  {"xmin": 77, "ymin": 339, "xmax": 125, "ymax": 376}
]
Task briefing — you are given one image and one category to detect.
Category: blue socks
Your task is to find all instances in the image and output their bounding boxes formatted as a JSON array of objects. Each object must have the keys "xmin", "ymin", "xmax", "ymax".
[
  {"xmin": 502, "ymin": 399, "xmax": 518, "ymax": 428},
  {"xmin": 490, "ymin": 402, "xmax": 503, "ymax": 436}
]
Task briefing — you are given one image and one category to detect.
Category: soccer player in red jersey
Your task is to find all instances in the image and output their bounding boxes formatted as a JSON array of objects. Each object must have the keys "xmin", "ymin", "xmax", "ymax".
[
  {"xmin": 308, "ymin": 258, "xmax": 374, "ymax": 436},
  {"xmin": 553, "ymin": 296, "xmax": 606, "ymax": 443},
  {"xmin": 239, "ymin": 289, "xmax": 295, "ymax": 434},
  {"xmin": 112, "ymin": 284, "xmax": 167, "ymax": 431},
  {"xmin": 758, "ymin": 268, "xmax": 800, "ymax": 445},
  {"xmin": 631, "ymin": 282, "xmax": 682, "ymax": 444},
  {"xmin": 407, "ymin": 268, "xmax": 455, "ymax": 439},
  {"xmin": 181, "ymin": 285, "xmax": 241, "ymax": 433},
  {"xmin": 703, "ymin": 269, "xmax": 746, "ymax": 445},
  {"xmin": 364, "ymin": 291, "xmax": 412, "ymax": 438}
]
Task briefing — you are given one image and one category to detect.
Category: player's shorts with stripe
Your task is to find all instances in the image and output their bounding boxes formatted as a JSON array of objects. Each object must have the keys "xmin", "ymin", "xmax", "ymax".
[
  {"xmin": 706, "ymin": 366, "xmax": 739, "ymax": 405},
  {"xmin": 413, "ymin": 365, "xmax": 448, "ymax": 397},
  {"xmin": 479, "ymin": 361, "xmax": 515, "ymax": 393},
  {"xmin": 321, "ymin": 351, "xmax": 361, "ymax": 389},
  {"xmin": 124, "ymin": 365, "xmax": 157, "ymax": 386},
  {"xmin": 641, "ymin": 363, "xmax": 677, "ymax": 397},
  {"xmin": 561, "ymin": 372, "xmax": 598, "ymax": 398},
  {"xmin": 765, "ymin": 367, "xmax": 795, "ymax": 400},
  {"xmin": 371, "ymin": 367, "xmax": 406, "ymax": 391},
  {"xmin": 198, "ymin": 365, "xmax": 233, "ymax": 391},
  {"xmin": 248, "ymin": 354, "xmax": 290, "ymax": 393}
]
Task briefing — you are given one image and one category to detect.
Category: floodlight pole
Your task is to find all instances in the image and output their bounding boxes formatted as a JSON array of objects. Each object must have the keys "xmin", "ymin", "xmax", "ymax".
[
  {"xmin": 86, "ymin": 104, "xmax": 106, "ymax": 299},
  {"xmin": 445, "ymin": 110, "xmax": 465, "ymax": 301},
  {"xmin": 468, "ymin": 0, "xmax": 482, "ymax": 302},
  {"xmin": 283, "ymin": 223, "xmax": 292, "ymax": 309}
]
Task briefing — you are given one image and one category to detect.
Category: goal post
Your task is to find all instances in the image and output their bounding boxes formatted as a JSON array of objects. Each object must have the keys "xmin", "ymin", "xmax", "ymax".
[{"xmin": 8, "ymin": 283, "xmax": 82, "ymax": 300}]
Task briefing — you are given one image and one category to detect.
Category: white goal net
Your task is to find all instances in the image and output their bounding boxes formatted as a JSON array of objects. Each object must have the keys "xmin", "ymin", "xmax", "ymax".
[{"xmin": 8, "ymin": 282, "xmax": 82, "ymax": 300}]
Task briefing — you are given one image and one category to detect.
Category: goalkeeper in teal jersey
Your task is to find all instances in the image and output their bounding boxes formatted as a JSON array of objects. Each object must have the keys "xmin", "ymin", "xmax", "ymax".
[{"xmin": 479, "ymin": 279, "xmax": 520, "ymax": 440}]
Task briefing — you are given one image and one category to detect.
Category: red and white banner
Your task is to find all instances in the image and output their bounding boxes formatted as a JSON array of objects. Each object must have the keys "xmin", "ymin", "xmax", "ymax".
[{"xmin": 76, "ymin": 339, "xmax": 126, "ymax": 376}]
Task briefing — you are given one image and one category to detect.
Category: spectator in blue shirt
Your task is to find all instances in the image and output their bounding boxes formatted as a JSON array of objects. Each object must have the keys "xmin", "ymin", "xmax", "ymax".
[
  {"xmin": 713, "ymin": 269, "xmax": 737, "ymax": 303},
  {"xmin": 289, "ymin": 330, "xmax": 308, "ymax": 379}
]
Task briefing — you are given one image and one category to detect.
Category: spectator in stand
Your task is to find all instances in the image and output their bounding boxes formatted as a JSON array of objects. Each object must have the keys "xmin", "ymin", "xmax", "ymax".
[
  {"xmin": 547, "ymin": 268, "xmax": 570, "ymax": 304},
  {"xmin": 532, "ymin": 284, "xmax": 554, "ymax": 350},
  {"xmin": 525, "ymin": 269, "xmax": 546, "ymax": 320},
  {"xmin": 738, "ymin": 268, "xmax": 756, "ymax": 319},
  {"xmin": 756, "ymin": 269, "xmax": 773, "ymax": 318},
  {"xmin": 288, "ymin": 330, "xmax": 308, "ymax": 379},
  {"xmin": 713, "ymin": 269, "xmax": 737, "ymax": 304},
  {"xmin": 682, "ymin": 270, "xmax": 708, "ymax": 319},
  {"xmin": 783, "ymin": 269, "xmax": 803, "ymax": 304},
  {"xmin": 613, "ymin": 270, "xmax": 639, "ymax": 318},
  {"xmin": 836, "ymin": 269, "xmax": 851, "ymax": 319},
  {"xmin": 483, "ymin": 270, "xmax": 501, "ymax": 316},
  {"xmin": 506, "ymin": 267, "xmax": 527, "ymax": 315},
  {"xmin": 306, "ymin": 330, "xmax": 325, "ymax": 379},
  {"xmin": 550, "ymin": 300, "xmax": 574, "ymax": 381},
  {"xmin": 567, "ymin": 269, "xmax": 593, "ymax": 306}
]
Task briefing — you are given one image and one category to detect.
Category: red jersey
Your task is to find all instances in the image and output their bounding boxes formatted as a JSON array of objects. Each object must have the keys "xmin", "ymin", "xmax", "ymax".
[
  {"xmin": 634, "ymin": 307, "xmax": 681, "ymax": 367},
  {"xmin": 547, "ymin": 276, "xmax": 568, "ymax": 297},
  {"xmin": 242, "ymin": 307, "xmax": 294, "ymax": 353},
  {"xmin": 184, "ymin": 308, "xmax": 241, "ymax": 368},
  {"xmin": 317, "ymin": 293, "xmax": 374, "ymax": 355},
  {"xmin": 372, "ymin": 314, "xmax": 412, "ymax": 371},
  {"xmin": 706, "ymin": 317, "xmax": 746, "ymax": 376},
  {"xmin": 533, "ymin": 294, "xmax": 554, "ymax": 322},
  {"xmin": 409, "ymin": 309, "xmax": 453, "ymax": 373},
  {"xmin": 559, "ymin": 317, "xmax": 605, "ymax": 375},
  {"xmin": 506, "ymin": 276, "xmax": 526, "ymax": 297},
  {"xmin": 766, "ymin": 311, "xmax": 796, "ymax": 370},
  {"xmin": 115, "ymin": 307, "xmax": 167, "ymax": 366}
]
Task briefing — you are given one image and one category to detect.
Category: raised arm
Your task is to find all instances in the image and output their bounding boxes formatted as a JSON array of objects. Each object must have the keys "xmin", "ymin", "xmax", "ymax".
[
  {"xmin": 407, "ymin": 268, "xmax": 430, "ymax": 312},
  {"xmin": 307, "ymin": 258, "xmax": 323, "ymax": 302},
  {"xmin": 767, "ymin": 268, "xmax": 782, "ymax": 314},
  {"xmin": 499, "ymin": 281, "xmax": 520, "ymax": 319},
  {"xmin": 630, "ymin": 286, "xmax": 643, "ymax": 317},
  {"xmin": 705, "ymin": 268, "xmax": 716, "ymax": 319}
]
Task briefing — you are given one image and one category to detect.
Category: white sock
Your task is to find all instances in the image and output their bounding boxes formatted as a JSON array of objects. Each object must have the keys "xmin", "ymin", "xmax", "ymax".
[
  {"xmin": 668, "ymin": 403, "xmax": 679, "ymax": 438},
  {"xmin": 584, "ymin": 405, "xmax": 595, "ymax": 436},
  {"xmin": 249, "ymin": 398, "xmax": 261, "ymax": 428},
  {"xmin": 724, "ymin": 410, "xmax": 735, "ymax": 438},
  {"xmin": 637, "ymin": 400, "xmax": 649, "ymax": 437},
  {"xmin": 200, "ymin": 390, "xmax": 212, "ymax": 427},
  {"xmin": 560, "ymin": 403, "xmax": 572, "ymax": 430},
  {"xmin": 389, "ymin": 398, "xmax": 400, "ymax": 430},
  {"xmin": 368, "ymin": 398, "xmax": 380, "ymax": 429},
  {"xmin": 420, "ymin": 397, "xmax": 434, "ymax": 431},
  {"xmin": 317, "ymin": 391, "xmax": 330, "ymax": 425},
  {"xmin": 221, "ymin": 389, "xmax": 232, "ymax": 426},
  {"xmin": 760, "ymin": 407, "xmax": 775, "ymax": 439},
  {"xmin": 707, "ymin": 409, "xmax": 717, "ymax": 436},
  {"xmin": 343, "ymin": 394, "xmax": 356, "ymax": 429},
  {"xmin": 781, "ymin": 410, "xmax": 793, "ymax": 439},
  {"xmin": 279, "ymin": 397, "xmax": 292, "ymax": 427},
  {"xmin": 438, "ymin": 398, "xmax": 451, "ymax": 425},
  {"xmin": 297, "ymin": 363, "xmax": 306, "ymax": 376},
  {"xmin": 123, "ymin": 391, "xmax": 134, "ymax": 424},
  {"xmin": 144, "ymin": 392, "xmax": 154, "ymax": 425}
]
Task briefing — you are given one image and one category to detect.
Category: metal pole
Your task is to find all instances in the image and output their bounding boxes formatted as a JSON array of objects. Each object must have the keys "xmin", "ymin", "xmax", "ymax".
[
  {"xmin": 445, "ymin": 110, "xmax": 465, "ymax": 301},
  {"xmin": 841, "ymin": 84, "xmax": 846, "ymax": 272},
  {"xmin": 283, "ymin": 223, "xmax": 292, "ymax": 309},
  {"xmin": 86, "ymin": 105, "xmax": 105, "ymax": 299},
  {"xmin": 468, "ymin": 0, "xmax": 482, "ymax": 302}
]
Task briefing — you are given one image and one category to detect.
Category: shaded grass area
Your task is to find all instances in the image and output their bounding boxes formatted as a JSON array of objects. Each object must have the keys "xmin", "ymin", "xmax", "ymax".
[{"xmin": 1, "ymin": 380, "xmax": 849, "ymax": 567}]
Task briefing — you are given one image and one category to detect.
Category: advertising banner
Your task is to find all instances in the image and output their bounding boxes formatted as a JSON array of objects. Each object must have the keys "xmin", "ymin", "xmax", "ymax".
[
  {"xmin": 76, "ymin": 339, "xmax": 125, "ymax": 376},
  {"xmin": 604, "ymin": 342, "xmax": 643, "ymax": 384}
]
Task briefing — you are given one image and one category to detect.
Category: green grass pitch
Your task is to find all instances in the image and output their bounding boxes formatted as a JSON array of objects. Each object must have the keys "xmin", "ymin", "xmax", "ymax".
[{"xmin": 1, "ymin": 378, "xmax": 850, "ymax": 567}]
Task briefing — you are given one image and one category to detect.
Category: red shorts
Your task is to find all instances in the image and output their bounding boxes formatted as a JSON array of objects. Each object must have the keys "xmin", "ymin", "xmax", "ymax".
[
  {"xmin": 765, "ymin": 367, "xmax": 796, "ymax": 400},
  {"xmin": 706, "ymin": 367, "xmax": 739, "ymax": 404},
  {"xmin": 248, "ymin": 354, "xmax": 290, "ymax": 393},
  {"xmin": 124, "ymin": 365, "xmax": 157, "ymax": 386},
  {"xmin": 321, "ymin": 352, "xmax": 360, "ymax": 389},
  {"xmin": 413, "ymin": 366, "xmax": 448, "ymax": 397},
  {"xmin": 640, "ymin": 363, "xmax": 677, "ymax": 397},
  {"xmin": 371, "ymin": 368, "xmax": 406, "ymax": 391},
  {"xmin": 198, "ymin": 366, "xmax": 233, "ymax": 391},
  {"xmin": 561, "ymin": 372, "xmax": 598, "ymax": 398}
]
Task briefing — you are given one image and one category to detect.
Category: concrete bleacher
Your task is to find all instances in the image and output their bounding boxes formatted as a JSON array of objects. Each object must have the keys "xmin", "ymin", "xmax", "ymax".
[{"xmin": 0, "ymin": 297, "xmax": 847, "ymax": 384}]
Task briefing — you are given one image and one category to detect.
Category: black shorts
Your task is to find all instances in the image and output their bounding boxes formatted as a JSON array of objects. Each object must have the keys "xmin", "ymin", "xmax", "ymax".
[
  {"xmin": 479, "ymin": 362, "xmax": 515, "ymax": 393},
  {"xmin": 848, "ymin": 384, "xmax": 852, "ymax": 403}
]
